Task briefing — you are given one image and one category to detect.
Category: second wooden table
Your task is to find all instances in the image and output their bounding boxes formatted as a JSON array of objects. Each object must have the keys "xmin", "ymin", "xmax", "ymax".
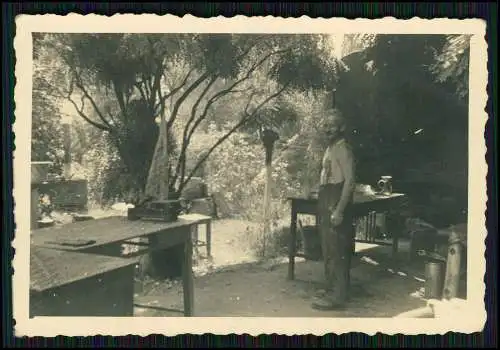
[{"xmin": 31, "ymin": 215, "xmax": 207, "ymax": 316}]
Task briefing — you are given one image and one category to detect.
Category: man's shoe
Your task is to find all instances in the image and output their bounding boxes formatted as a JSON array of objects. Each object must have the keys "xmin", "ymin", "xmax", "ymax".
[
  {"xmin": 311, "ymin": 297, "xmax": 346, "ymax": 311},
  {"xmin": 314, "ymin": 289, "xmax": 327, "ymax": 298}
]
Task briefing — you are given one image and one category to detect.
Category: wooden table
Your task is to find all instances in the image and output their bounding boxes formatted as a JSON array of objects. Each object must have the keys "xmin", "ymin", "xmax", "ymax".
[
  {"xmin": 287, "ymin": 192, "xmax": 406, "ymax": 280},
  {"xmin": 179, "ymin": 213, "xmax": 212, "ymax": 258},
  {"xmin": 31, "ymin": 215, "xmax": 206, "ymax": 316},
  {"xmin": 30, "ymin": 246, "xmax": 139, "ymax": 317}
]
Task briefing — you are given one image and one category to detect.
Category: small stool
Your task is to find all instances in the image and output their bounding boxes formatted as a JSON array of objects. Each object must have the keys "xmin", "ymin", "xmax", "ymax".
[{"xmin": 179, "ymin": 213, "xmax": 212, "ymax": 258}]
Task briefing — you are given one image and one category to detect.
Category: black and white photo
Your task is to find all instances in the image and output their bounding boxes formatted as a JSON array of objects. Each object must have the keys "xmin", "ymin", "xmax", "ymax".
[{"xmin": 13, "ymin": 15, "xmax": 488, "ymax": 336}]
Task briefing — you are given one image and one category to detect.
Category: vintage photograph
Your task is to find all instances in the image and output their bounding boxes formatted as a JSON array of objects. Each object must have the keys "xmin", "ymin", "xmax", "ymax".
[{"xmin": 14, "ymin": 15, "xmax": 487, "ymax": 336}]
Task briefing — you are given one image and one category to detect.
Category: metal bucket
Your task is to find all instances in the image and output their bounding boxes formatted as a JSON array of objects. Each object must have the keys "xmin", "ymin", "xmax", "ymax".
[
  {"xmin": 301, "ymin": 225, "xmax": 322, "ymax": 261},
  {"xmin": 424, "ymin": 261, "xmax": 445, "ymax": 299}
]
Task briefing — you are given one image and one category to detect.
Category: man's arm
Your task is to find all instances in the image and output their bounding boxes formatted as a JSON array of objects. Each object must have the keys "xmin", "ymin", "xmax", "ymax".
[
  {"xmin": 319, "ymin": 149, "xmax": 330, "ymax": 185},
  {"xmin": 334, "ymin": 144, "xmax": 356, "ymax": 215}
]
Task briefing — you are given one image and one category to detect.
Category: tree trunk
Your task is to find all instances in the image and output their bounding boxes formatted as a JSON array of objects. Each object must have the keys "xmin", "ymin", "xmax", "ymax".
[
  {"xmin": 145, "ymin": 113, "xmax": 170, "ymax": 200},
  {"xmin": 141, "ymin": 109, "xmax": 184, "ymax": 279}
]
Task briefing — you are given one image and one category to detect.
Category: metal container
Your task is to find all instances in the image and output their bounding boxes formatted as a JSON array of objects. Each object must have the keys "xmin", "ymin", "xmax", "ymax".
[
  {"xmin": 301, "ymin": 225, "xmax": 322, "ymax": 261},
  {"xmin": 377, "ymin": 175, "xmax": 393, "ymax": 195},
  {"xmin": 424, "ymin": 260, "xmax": 445, "ymax": 299}
]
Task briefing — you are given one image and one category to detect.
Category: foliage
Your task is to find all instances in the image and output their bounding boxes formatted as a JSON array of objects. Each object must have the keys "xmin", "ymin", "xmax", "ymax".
[
  {"xmin": 32, "ymin": 36, "xmax": 65, "ymax": 173},
  {"xmin": 188, "ymin": 122, "xmax": 296, "ymax": 221},
  {"xmin": 341, "ymin": 34, "xmax": 377, "ymax": 57},
  {"xmin": 35, "ymin": 33, "xmax": 340, "ymax": 203},
  {"xmin": 248, "ymin": 225, "xmax": 290, "ymax": 259},
  {"xmin": 335, "ymin": 34, "xmax": 468, "ymax": 185},
  {"xmin": 278, "ymin": 89, "xmax": 335, "ymax": 195},
  {"xmin": 80, "ymin": 131, "xmax": 122, "ymax": 205},
  {"xmin": 38, "ymin": 194, "xmax": 54, "ymax": 219},
  {"xmin": 32, "ymin": 33, "xmax": 471, "ymax": 235},
  {"xmin": 430, "ymin": 34, "xmax": 471, "ymax": 100}
]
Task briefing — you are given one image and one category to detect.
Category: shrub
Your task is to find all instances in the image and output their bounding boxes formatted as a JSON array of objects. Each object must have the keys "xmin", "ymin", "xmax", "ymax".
[{"xmin": 80, "ymin": 131, "xmax": 123, "ymax": 206}]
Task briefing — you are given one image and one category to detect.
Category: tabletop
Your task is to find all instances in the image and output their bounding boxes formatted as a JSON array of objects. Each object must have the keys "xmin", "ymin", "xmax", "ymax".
[
  {"xmin": 30, "ymin": 246, "xmax": 140, "ymax": 292},
  {"xmin": 31, "ymin": 215, "xmax": 204, "ymax": 251},
  {"xmin": 179, "ymin": 213, "xmax": 212, "ymax": 222},
  {"xmin": 288, "ymin": 192, "xmax": 405, "ymax": 205}
]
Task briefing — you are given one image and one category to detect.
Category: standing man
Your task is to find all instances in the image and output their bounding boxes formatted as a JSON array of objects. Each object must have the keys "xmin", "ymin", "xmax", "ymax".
[{"xmin": 312, "ymin": 108, "xmax": 356, "ymax": 311}]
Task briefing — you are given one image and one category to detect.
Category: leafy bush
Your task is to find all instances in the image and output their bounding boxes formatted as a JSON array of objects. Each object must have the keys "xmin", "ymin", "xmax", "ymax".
[
  {"xmin": 189, "ymin": 123, "xmax": 297, "ymax": 221},
  {"xmin": 248, "ymin": 225, "xmax": 290, "ymax": 259},
  {"xmin": 80, "ymin": 131, "xmax": 122, "ymax": 206}
]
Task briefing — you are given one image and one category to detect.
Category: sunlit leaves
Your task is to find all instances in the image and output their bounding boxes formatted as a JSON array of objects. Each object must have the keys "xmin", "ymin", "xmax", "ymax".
[
  {"xmin": 36, "ymin": 33, "xmax": 341, "ymax": 199},
  {"xmin": 266, "ymin": 34, "xmax": 339, "ymax": 91},
  {"xmin": 366, "ymin": 35, "xmax": 447, "ymax": 82},
  {"xmin": 196, "ymin": 34, "xmax": 241, "ymax": 79},
  {"xmin": 32, "ymin": 41, "xmax": 65, "ymax": 172},
  {"xmin": 430, "ymin": 34, "xmax": 471, "ymax": 100}
]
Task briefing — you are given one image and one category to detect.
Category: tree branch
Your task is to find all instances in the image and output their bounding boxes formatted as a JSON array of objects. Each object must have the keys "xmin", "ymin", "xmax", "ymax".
[
  {"xmin": 172, "ymin": 75, "xmax": 218, "ymax": 187},
  {"xmin": 178, "ymin": 82, "xmax": 290, "ymax": 193},
  {"xmin": 184, "ymin": 48, "xmax": 285, "ymax": 141},
  {"xmin": 166, "ymin": 71, "xmax": 211, "ymax": 129},
  {"xmin": 113, "ymin": 83, "xmax": 129, "ymax": 120},
  {"xmin": 149, "ymin": 59, "xmax": 164, "ymax": 113},
  {"xmin": 72, "ymin": 69, "xmax": 113, "ymax": 129},
  {"xmin": 172, "ymin": 48, "xmax": 290, "ymax": 191},
  {"xmin": 66, "ymin": 91, "xmax": 110, "ymax": 132},
  {"xmin": 172, "ymin": 82, "xmax": 244, "ymax": 187},
  {"xmin": 134, "ymin": 82, "xmax": 148, "ymax": 103},
  {"xmin": 154, "ymin": 67, "xmax": 195, "ymax": 114},
  {"xmin": 243, "ymin": 91, "xmax": 257, "ymax": 115}
]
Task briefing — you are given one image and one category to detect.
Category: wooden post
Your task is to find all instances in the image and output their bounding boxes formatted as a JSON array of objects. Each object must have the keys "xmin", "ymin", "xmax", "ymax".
[
  {"xmin": 158, "ymin": 112, "xmax": 169, "ymax": 201},
  {"xmin": 31, "ymin": 186, "xmax": 39, "ymax": 230},
  {"xmin": 442, "ymin": 226, "xmax": 463, "ymax": 299},
  {"xmin": 31, "ymin": 161, "xmax": 52, "ymax": 230},
  {"xmin": 183, "ymin": 231, "xmax": 194, "ymax": 316},
  {"xmin": 261, "ymin": 129, "xmax": 279, "ymax": 256},
  {"xmin": 62, "ymin": 123, "xmax": 71, "ymax": 179},
  {"xmin": 288, "ymin": 203, "xmax": 298, "ymax": 280}
]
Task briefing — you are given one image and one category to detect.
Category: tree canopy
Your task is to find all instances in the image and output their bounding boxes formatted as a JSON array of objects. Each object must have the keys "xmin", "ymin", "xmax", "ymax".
[
  {"xmin": 33, "ymin": 33, "xmax": 470, "ymax": 223},
  {"xmin": 335, "ymin": 34, "xmax": 469, "ymax": 187},
  {"xmin": 34, "ymin": 33, "xmax": 340, "ymax": 201}
]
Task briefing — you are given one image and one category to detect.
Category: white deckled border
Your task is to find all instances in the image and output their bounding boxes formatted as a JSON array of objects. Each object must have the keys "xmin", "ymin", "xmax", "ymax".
[{"xmin": 13, "ymin": 14, "xmax": 488, "ymax": 336}]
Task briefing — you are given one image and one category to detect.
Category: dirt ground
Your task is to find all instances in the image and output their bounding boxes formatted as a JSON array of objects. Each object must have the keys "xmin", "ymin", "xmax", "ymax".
[{"xmin": 132, "ymin": 218, "xmax": 431, "ymax": 317}]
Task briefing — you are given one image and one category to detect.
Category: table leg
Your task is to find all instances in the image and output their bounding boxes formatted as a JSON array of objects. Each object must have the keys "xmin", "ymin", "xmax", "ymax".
[
  {"xmin": 288, "ymin": 206, "xmax": 297, "ymax": 280},
  {"xmin": 182, "ymin": 237, "xmax": 194, "ymax": 317},
  {"xmin": 392, "ymin": 233, "xmax": 399, "ymax": 259},
  {"xmin": 206, "ymin": 221, "xmax": 212, "ymax": 258},
  {"xmin": 389, "ymin": 211, "xmax": 402, "ymax": 259},
  {"xmin": 192, "ymin": 225, "xmax": 200, "ymax": 256}
]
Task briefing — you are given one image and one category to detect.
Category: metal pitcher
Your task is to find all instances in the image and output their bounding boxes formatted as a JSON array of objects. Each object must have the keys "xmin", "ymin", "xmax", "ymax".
[{"xmin": 377, "ymin": 175, "xmax": 393, "ymax": 195}]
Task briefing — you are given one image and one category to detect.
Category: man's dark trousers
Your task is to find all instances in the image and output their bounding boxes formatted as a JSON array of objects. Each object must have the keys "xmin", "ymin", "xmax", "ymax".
[{"xmin": 317, "ymin": 183, "xmax": 355, "ymax": 304}]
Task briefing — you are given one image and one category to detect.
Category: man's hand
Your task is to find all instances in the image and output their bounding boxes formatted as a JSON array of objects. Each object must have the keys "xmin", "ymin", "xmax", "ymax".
[{"xmin": 330, "ymin": 210, "xmax": 344, "ymax": 227}]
